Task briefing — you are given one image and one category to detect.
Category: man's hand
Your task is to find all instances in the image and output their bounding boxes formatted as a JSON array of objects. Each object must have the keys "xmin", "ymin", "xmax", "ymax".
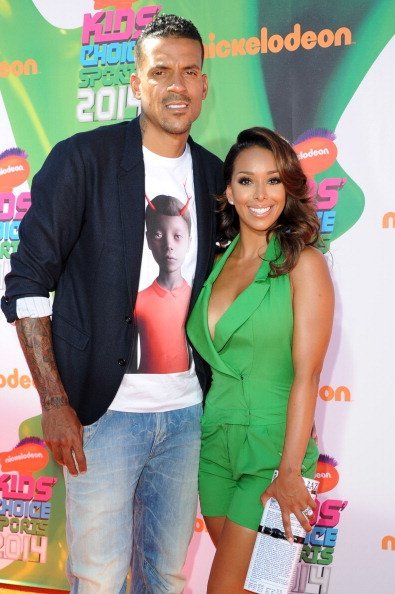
[
  {"xmin": 15, "ymin": 316, "xmax": 87, "ymax": 476},
  {"xmin": 42, "ymin": 403, "xmax": 87, "ymax": 476}
]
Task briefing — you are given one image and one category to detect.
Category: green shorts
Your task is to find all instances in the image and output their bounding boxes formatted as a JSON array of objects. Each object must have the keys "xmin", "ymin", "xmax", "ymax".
[{"xmin": 199, "ymin": 422, "xmax": 318, "ymax": 531}]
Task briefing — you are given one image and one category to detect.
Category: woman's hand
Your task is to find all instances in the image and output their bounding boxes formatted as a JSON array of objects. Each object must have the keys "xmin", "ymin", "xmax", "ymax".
[{"xmin": 260, "ymin": 471, "xmax": 316, "ymax": 543}]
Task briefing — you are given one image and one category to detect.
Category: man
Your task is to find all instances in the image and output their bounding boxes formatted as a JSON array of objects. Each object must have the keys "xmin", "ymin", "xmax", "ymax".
[{"xmin": 1, "ymin": 14, "xmax": 223, "ymax": 594}]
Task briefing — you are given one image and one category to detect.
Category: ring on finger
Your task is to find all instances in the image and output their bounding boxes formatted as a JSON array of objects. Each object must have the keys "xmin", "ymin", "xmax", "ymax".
[{"xmin": 302, "ymin": 506, "xmax": 313, "ymax": 516}]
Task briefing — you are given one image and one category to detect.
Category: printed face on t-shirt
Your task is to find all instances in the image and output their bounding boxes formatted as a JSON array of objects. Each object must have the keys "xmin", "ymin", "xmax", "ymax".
[{"xmin": 146, "ymin": 214, "xmax": 191, "ymax": 274}]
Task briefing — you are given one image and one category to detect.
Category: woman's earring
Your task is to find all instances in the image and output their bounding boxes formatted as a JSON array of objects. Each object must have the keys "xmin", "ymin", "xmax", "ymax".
[{"xmin": 229, "ymin": 200, "xmax": 234, "ymax": 205}]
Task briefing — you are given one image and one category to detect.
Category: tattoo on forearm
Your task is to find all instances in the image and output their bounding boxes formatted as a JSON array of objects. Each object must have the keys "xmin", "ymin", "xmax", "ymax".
[
  {"xmin": 16, "ymin": 317, "xmax": 69, "ymax": 411},
  {"xmin": 42, "ymin": 395, "xmax": 69, "ymax": 411}
]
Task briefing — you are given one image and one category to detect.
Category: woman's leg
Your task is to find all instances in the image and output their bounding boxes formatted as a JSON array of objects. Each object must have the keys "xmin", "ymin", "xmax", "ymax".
[
  {"xmin": 204, "ymin": 515, "xmax": 226, "ymax": 547},
  {"xmin": 207, "ymin": 518, "xmax": 256, "ymax": 594}
]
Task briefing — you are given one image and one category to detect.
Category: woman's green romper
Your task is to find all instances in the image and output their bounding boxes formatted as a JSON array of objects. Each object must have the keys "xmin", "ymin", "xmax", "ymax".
[{"xmin": 187, "ymin": 234, "xmax": 318, "ymax": 530}]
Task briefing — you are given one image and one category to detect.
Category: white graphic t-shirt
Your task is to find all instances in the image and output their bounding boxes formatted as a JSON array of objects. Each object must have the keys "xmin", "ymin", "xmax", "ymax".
[{"xmin": 109, "ymin": 144, "xmax": 202, "ymax": 412}]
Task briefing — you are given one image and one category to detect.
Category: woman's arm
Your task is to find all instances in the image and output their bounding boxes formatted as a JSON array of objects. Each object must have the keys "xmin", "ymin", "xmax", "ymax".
[{"xmin": 261, "ymin": 247, "xmax": 334, "ymax": 542}]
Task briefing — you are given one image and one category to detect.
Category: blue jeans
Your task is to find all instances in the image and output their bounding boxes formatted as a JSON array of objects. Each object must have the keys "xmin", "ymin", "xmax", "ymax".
[{"xmin": 64, "ymin": 405, "xmax": 202, "ymax": 594}]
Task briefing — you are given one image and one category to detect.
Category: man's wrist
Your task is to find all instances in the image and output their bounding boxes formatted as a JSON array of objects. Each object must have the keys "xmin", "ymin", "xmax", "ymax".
[{"xmin": 42, "ymin": 395, "xmax": 69, "ymax": 411}]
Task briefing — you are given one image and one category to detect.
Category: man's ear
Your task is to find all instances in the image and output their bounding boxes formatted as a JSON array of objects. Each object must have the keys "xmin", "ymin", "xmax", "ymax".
[
  {"xmin": 130, "ymin": 72, "xmax": 141, "ymax": 100},
  {"xmin": 202, "ymin": 73, "xmax": 208, "ymax": 100}
]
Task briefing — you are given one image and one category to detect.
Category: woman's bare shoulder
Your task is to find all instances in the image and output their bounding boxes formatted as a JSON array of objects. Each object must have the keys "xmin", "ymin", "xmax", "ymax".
[{"xmin": 290, "ymin": 246, "xmax": 332, "ymax": 289}]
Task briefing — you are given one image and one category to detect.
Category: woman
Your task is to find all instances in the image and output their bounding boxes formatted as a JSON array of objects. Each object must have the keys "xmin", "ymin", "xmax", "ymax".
[{"xmin": 187, "ymin": 127, "xmax": 334, "ymax": 593}]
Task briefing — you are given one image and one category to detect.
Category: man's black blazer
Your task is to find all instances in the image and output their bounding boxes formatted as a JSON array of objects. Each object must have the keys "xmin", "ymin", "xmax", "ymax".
[{"xmin": 1, "ymin": 117, "xmax": 224, "ymax": 425}]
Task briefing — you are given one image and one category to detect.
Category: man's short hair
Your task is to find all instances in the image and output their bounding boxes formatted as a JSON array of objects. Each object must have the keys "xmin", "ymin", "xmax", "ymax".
[{"xmin": 135, "ymin": 13, "xmax": 204, "ymax": 70}]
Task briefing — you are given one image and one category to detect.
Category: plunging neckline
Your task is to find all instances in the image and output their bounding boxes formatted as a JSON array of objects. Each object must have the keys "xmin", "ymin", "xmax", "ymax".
[{"xmin": 207, "ymin": 234, "xmax": 276, "ymax": 342}]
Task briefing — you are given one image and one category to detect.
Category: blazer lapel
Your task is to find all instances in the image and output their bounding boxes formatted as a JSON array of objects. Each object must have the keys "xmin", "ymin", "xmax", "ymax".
[
  {"xmin": 188, "ymin": 236, "xmax": 240, "ymax": 379},
  {"xmin": 189, "ymin": 138, "xmax": 215, "ymax": 309},
  {"xmin": 214, "ymin": 235, "xmax": 281, "ymax": 352},
  {"xmin": 213, "ymin": 281, "xmax": 270, "ymax": 353},
  {"xmin": 117, "ymin": 118, "xmax": 146, "ymax": 306}
]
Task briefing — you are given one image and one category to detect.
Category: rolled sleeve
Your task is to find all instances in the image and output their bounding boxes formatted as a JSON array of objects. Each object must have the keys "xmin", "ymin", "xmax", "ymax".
[{"xmin": 16, "ymin": 296, "xmax": 52, "ymax": 319}]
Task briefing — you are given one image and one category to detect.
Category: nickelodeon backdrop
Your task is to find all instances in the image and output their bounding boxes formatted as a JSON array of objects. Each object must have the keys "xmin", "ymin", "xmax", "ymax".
[{"xmin": 0, "ymin": 1, "xmax": 394, "ymax": 592}]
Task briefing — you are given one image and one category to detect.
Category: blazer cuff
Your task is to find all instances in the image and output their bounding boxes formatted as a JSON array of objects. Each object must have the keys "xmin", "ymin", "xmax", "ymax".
[{"xmin": 1, "ymin": 295, "xmax": 18, "ymax": 323}]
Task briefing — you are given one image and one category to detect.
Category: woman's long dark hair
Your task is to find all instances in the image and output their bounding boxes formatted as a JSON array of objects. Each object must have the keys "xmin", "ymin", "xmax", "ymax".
[{"xmin": 217, "ymin": 127, "xmax": 321, "ymax": 276}]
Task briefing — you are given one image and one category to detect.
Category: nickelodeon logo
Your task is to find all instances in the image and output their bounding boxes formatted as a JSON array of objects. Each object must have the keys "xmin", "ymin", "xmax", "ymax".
[
  {"xmin": 382, "ymin": 212, "xmax": 395, "ymax": 228},
  {"xmin": 0, "ymin": 59, "xmax": 38, "ymax": 78},
  {"xmin": 293, "ymin": 129, "xmax": 337, "ymax": 177},
  {"xmin": 381, "ymin": 536, "xmax": 395, "ymax": 551},
  {"xmin": 0, "ymin": 148, "xmax": 30, "ymax": 192},
  {"xmin": 319, "ymin": 385, "xmax": 351, "ymax": 402},
  {"xmin": 0, "ymin": 438, "xmax": 49, "ymax": 474},
  {"xmin": 204, "ymin": 23, "xmax": 352, "ymax": 59},
  {"xmin": 0, "ymin": 368, "xmax": 34, "ymax": 389},
  {"xmin": 315, "ymin": 455, "xmax": 339, "ymax": 494}
]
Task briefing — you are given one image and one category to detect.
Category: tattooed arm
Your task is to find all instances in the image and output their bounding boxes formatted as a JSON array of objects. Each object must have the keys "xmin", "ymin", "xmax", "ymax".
[{"xmin": 16, "ymin": 316, "xmax": 87, "ymax": 476}]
